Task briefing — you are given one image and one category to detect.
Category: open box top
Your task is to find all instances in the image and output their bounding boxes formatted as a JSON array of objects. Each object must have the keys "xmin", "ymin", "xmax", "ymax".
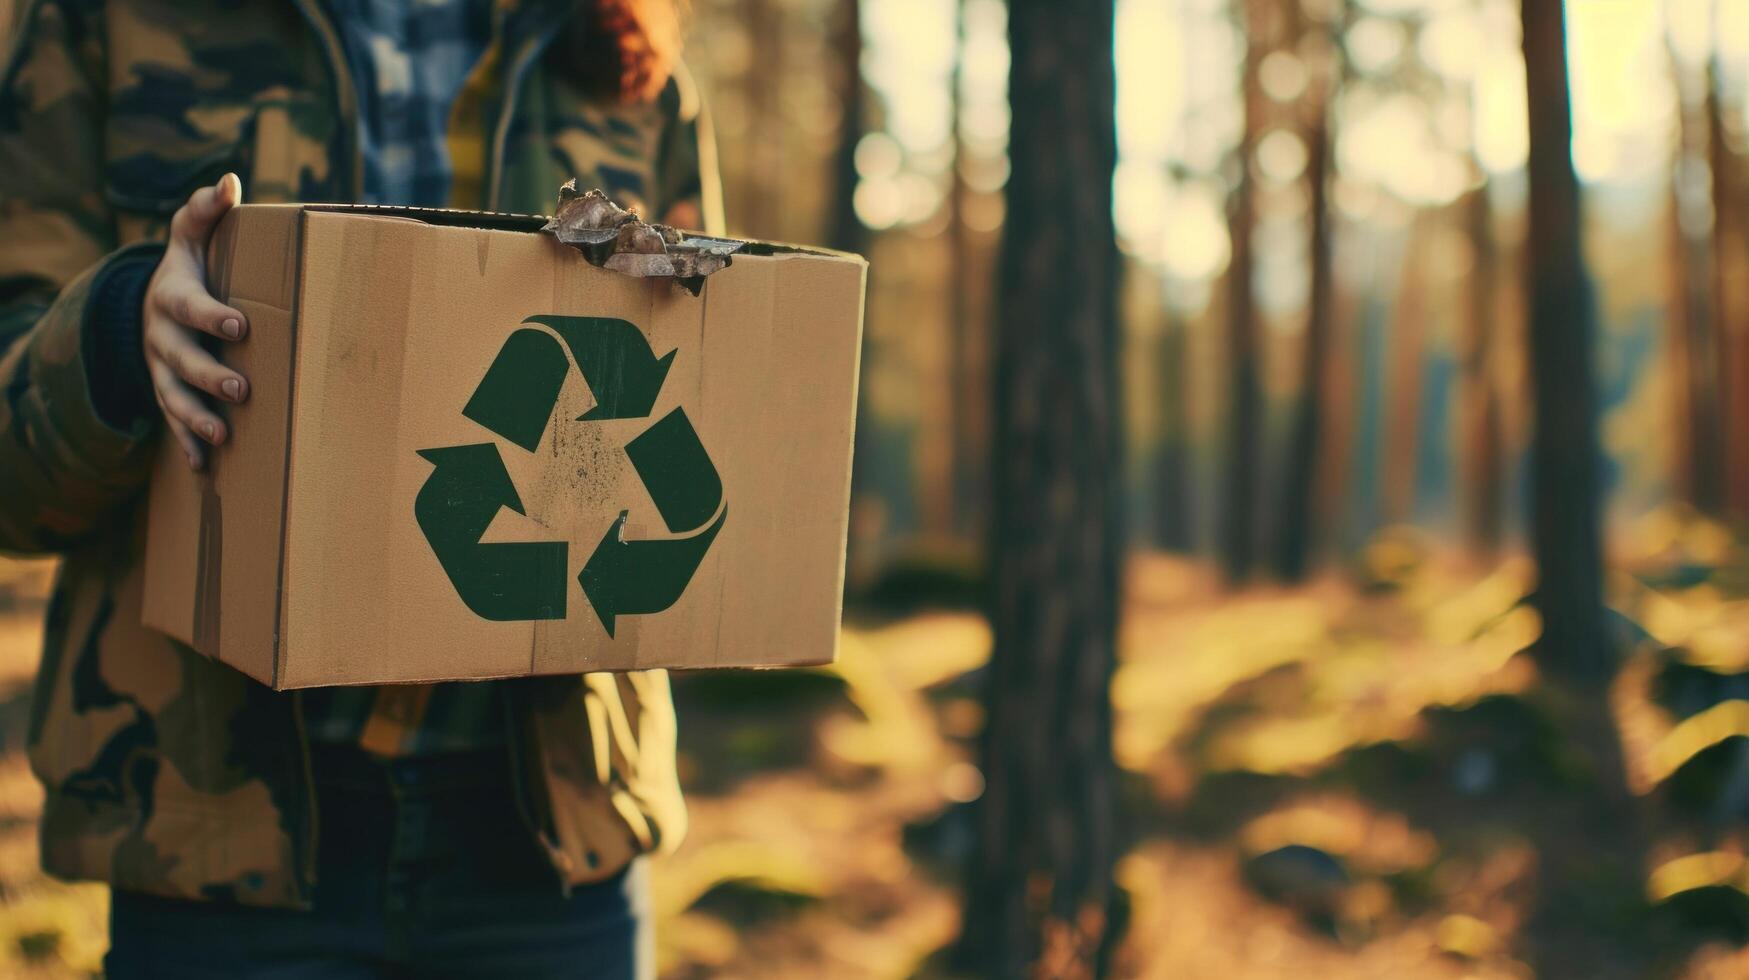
[{"xmin": 295, "ymin": 203, "xmax": 860, "ymax": 259}]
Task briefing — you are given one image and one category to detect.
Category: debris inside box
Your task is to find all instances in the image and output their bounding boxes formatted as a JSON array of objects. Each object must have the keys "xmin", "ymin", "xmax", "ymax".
[{"xmin": 543, "ymin": 180, "xmax": 742, "ymax": 295}]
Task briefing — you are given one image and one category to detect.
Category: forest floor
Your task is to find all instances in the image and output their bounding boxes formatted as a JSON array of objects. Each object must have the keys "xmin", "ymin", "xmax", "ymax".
[{"xmin": 2, "ymin": 510, "xmax": 1749, "ymax": 977}]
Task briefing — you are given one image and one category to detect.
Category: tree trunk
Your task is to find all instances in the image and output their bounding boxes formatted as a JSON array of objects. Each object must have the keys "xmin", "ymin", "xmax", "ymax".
[
  {"xmin": 833, "ymin": 0, "xmax": 880, "ymax": 581},
  {"xmin": 1459, "ymin": 180, "xmax": 1506, "ymax": 554},
  {"xmin": 1221, "ymin": 0, "xmax": 1267, "ymax": 581},
  {"xmin": 948, "ymin": 0, "xmax": 985, "ymax": 538},
  {"xmin": 1155, "ymin": 309, "xmax": 1194, "ymax": 552},
  {"xmin": 1665, "ymin": 33, "xmax": 1725, "ymax": 513},
  {"xmin": 1666, "ymin": 160, "xmax": 1707, "ymax": 509},
  {"xmin": 1517, "ymin": 10, "xmax": 1637, "ymax": 971},
  {"xmin": 1711, "ymin": 56, "xmax": 1749, "ymax": 517},
  {"xmin": 1520, "ymin": 0, "xmax": 1610, "ymax": 675},
  {"xmin": 1382, "ymin": 214, "xmax": 1430, "ymax": 525},
  {"xmin": 827, "ymin": 0, "xmax": 864, "ymax": 257},
  {"xmin": 954, "ymin": 0, "xmax": 1122, "ymax": 975},
  {"xmin": 744, "ymin": 0, "xmax": 783, "ymax": 238},
  {"xmin": 1665, "ymin": 176, "xmax": 1692, "ymax": 501},
  {"xmin": 1275, "ymin": 24, "xmax": 1335, "ymax": 581}
]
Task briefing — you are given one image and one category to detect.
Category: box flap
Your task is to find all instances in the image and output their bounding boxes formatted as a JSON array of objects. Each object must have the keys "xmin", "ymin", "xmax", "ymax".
[
  {"xmin": 300, "ymin": 204, "xmax": 869, "ymax": 266},
  {"xmin": 302, "ymin": 203, "xmax": 550, "ymax": 234}
]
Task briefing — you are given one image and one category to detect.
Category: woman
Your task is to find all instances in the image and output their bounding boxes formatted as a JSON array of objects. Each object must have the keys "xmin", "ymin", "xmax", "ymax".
[{"xmin": 0, "ymin": 1, "xmax": 717, "ymax": 975}]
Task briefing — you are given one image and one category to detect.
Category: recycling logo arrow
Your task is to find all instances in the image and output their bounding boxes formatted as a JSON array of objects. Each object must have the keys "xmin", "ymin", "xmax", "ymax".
[{"xmin": 415, "ymin": 315, "xmax": 726, "ymax": 635}]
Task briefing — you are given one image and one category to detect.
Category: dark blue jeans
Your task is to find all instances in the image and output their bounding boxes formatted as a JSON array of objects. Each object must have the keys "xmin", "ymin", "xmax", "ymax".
[{"xmin": 105, "ymin": 745, "xmax": 650, "ymax": 979}]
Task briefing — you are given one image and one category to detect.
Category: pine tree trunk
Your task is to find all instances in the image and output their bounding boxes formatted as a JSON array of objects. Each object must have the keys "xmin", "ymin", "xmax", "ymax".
[
  {"xmin": 1155, "ymin": 310, "xmax": 1194, "ymax": 552},
  {"xmin": 1711, "ymin": 58, "xmax": 1749, "ymax": 517},
  {"xmin": 1460, "ymin": 181, "xmax": 1505, "ymax": 554},
  {"xmin": 833, "ymin": 0, "xmax": 880, "ymax": 582},
  {"xmin": 827, "ymin": 0, "xmax": 864, "ymax": 257},
  {"xmin": 1221, "ymin": 0, "xmax": 1267, "ymax": 581},
  {"xmin": 744, "ymin": 0, "xmax": 782, "ymax": 238},
  {"xmin": 1666, "ymin": 165, "xmax": 1702, "ymax": 508},
  {"xmin": 1382, "ymin": 215, "xmax": 1429, "ymax": 525},
  {"xmin": 1666, "ymin": 36, "xmax": 1725, "ymax": 513},
  {"xmin": 1520, "ymin": 0, "xmax": 1609, "ymax": 675},
  {"xmin": 1517, "ymin": 10, "xmax": 1637, "ymax": 971},
  {"xmin": 1275, "ymin": 28, "xmax": 1335, "ymax": 581},
  {"xmin": 955, "ymin": 0, "xmax": 1122, "ymax": 974},
  {"xmin": 948, "ymin": 0, "xmax": 984, "ymax": 538}
]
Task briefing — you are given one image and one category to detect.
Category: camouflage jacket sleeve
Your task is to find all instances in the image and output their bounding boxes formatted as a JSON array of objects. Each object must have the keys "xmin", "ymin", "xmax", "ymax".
[{"xmin": 0, "ymin": 2, "xmax": 163, "ymax": 554}]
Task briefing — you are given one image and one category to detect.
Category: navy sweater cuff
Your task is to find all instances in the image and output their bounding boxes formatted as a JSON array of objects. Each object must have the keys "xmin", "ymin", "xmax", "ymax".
[{"xmin": 83, "ymin": 249, "xmax": 163, "ymax": 433}]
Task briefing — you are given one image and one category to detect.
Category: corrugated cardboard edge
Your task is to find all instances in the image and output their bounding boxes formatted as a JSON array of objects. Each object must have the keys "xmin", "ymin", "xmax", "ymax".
[
  {"xmin": 801, "ymin": 252, "xmax": 869, "ymax": 669},
  {"xmin": 827, "ymin": 258, "xmax": 870, "ymax": 668},
  {"xmin": 143, "ymin": 206, "xmax": 303, "ymax": 680},
  {"xmin": 680, "ymin": 249, "xmax": 867, "ymax": 672},
  {"xmin": 268, "ymin": 212, "xmax": 312, "ymax": 689}
]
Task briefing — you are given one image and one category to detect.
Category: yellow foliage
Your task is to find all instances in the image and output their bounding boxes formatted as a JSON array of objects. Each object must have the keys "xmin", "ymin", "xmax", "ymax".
[
  {"xmin": 1645, "ymin": 700, "xmax": 1749, "ymax": 787},
  {"xmin": 0, "ymin": 884, "xmax": 107, "ymax": 976},
  {"xmin": 1239, "ymin": 798, "xmax": 1438, "ymax": 875},
  {"xmin": 1648, "ymin": 851, "xmax": 1749, "ymax": 902},
  {"xmin": 654, "ymin": 839, "xmax": 830, "ymax": 920},
  {"xmin": 1435, "ymin": 913, "xmax": 1498, "ymax": 959}
]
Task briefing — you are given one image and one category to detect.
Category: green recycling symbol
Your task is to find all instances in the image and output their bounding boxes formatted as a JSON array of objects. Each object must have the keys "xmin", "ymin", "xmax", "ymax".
[{"xmin": 414, "ymin": 315, "xmax": 726, "ymax": 636}]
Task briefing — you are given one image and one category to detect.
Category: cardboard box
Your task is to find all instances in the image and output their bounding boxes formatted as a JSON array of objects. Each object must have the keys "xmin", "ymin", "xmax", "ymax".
[{"xmin": 141, "ymin": 204, "xmax": 865, "ymax": 689}]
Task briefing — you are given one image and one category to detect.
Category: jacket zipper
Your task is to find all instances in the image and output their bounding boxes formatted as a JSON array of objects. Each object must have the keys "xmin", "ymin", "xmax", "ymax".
[{"xmin": 290, "ymin": 0, "xmax": 365, "ymax": 201}]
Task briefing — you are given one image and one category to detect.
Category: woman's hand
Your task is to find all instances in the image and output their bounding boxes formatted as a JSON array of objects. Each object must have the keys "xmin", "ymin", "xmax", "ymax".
[{"xmin": 144, "ymin": 172, "xmax": 250, "ymax": 470}]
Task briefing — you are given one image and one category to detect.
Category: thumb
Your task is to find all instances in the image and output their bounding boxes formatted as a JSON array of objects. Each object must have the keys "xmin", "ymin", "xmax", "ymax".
[{"xmin": 171, "ymin": 173, "xmax": 244, "ymax": 253}]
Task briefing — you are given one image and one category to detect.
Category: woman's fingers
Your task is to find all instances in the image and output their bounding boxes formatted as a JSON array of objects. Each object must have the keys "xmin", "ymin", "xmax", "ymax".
[
  {"xmin": 161, "ymin": 407, "xmax": 206, "ymax": 471},
  {"xmin": 146, "ymin": 324, "xmax": 248, "ymax": 404},
  {"xmin": 154, "ymin": 275, "xmax": 248, "ymax": 341},
  {"xmin": 149, "ymin": 360, "xmax": 229, "ymax": 449},
  {"xmin": 143, "ymin": 174, "xmax": 251, "ymax": 471}
]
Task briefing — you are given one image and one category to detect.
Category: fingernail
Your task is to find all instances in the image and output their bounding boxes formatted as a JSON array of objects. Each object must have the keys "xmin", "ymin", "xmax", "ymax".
[
  {"xmin": 221, "ymin": 318, "xmax": 241, "ymax": 339},
  {"xmin": 200, "ymin": 421, "xmax": 215, "ymax": 440},
  {"xmin": 222, "ymin": 378, "xmax": 241, "ymax": 401}
]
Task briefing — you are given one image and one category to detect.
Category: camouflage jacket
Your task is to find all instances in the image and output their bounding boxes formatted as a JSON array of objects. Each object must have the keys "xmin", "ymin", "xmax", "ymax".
[{"xmin": 0, "ymin": 0, "xmax": 719, "ymax": 907}]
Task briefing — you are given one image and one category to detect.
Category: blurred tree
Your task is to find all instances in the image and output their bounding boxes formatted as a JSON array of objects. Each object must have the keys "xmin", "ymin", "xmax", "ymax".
[
  {"xmin": 744, "ymin": 0, "xmax": 782, "ymax": 237},
  {"xmin": 955, "ymin": 0, "xmax": 1121, "ymax": 975},
  {"xmin": 1458, "ymin": 174, "xmax": 1506, "ymax": 554},
  {"xmin": 1665, "ymin": 13, "xmax": 1727, "ymax": 514},
  {"xmin": 1520, "ymin": 0, "xmax": 1607, "ymax": 677},
  {"xmin": 1383, "ymin": 213, "xmax": 1430, "ymax": 525},
  {"xmin": 1458, "ymin": 25, "xmax": 1507, "ymax": 556},
  {"xmin": 1275, "ymin": 0, "xmax": 1341, "ymax": 581},
  {"xmin": 1713, "ymin": 49, "xmax": 1749, "ymax": 518},
  {"xmin": 1665, "ymin": 168, "xmax": 1701, "ymax": 508},
  {"xmin": 834, "ymin": 0, "xmax": 880, "ymax": 551},
  {"xmin": 948, "ymin": 0, "xmax": 986, "ymax": 537},
  {"xmin": 827, "ymin": 0, "xmax": 865, "ymax": 258},
  {"xmin": 1154, "ymin": 301, "xmax": 1195, "ymax": 552},
  {"xmin": 1221, "ymin": 0, "xmax": 1269, "ymax": 581},
  {"xmin": 1519, "ymin": 10, "xmax": 1637, "ymax": 966}
]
